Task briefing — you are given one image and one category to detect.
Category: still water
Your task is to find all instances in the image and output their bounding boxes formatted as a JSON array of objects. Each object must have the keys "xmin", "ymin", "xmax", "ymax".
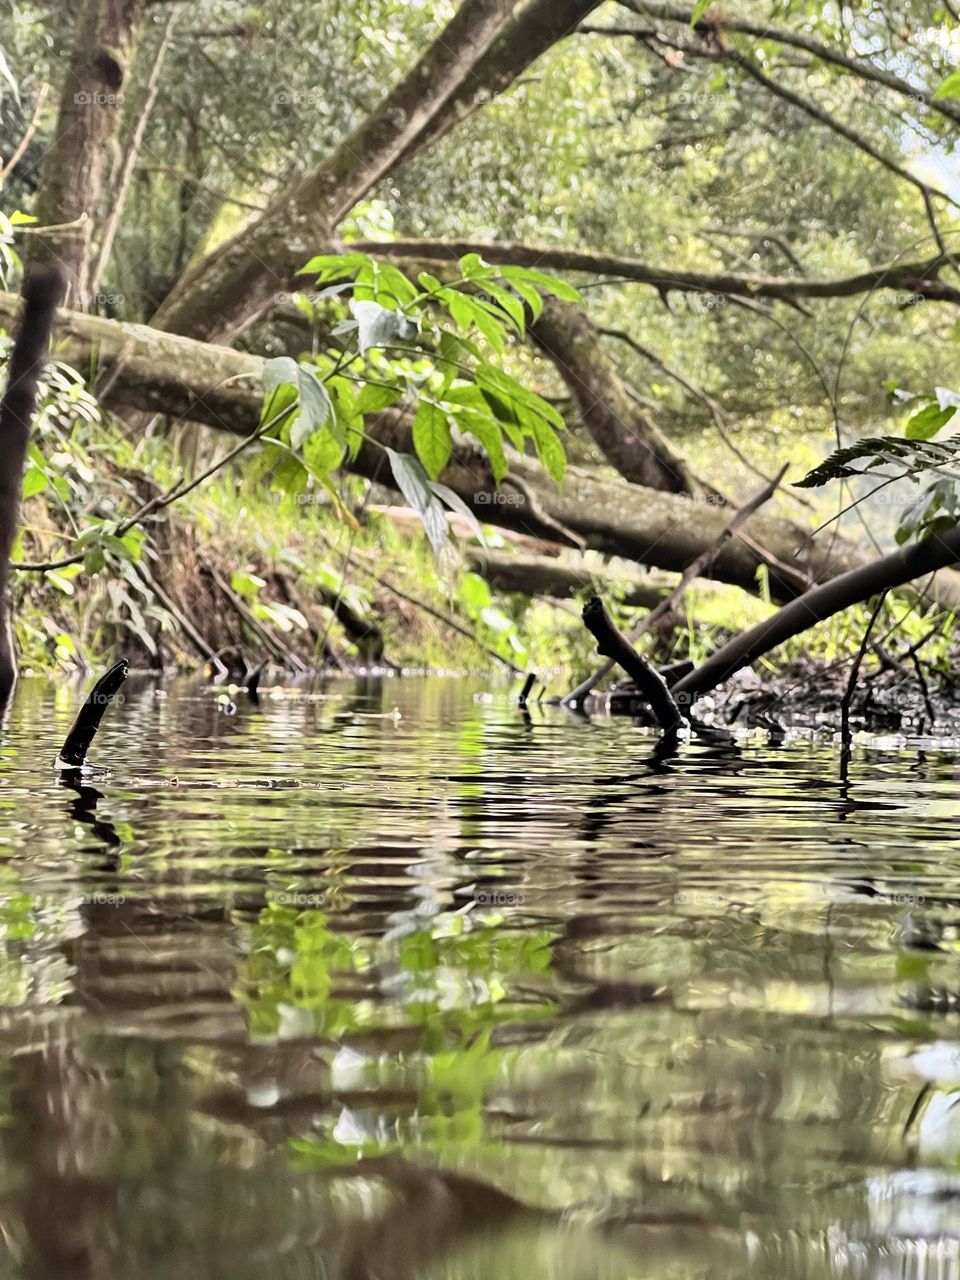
[{"xmin": 1, "ymin": 674, "xmax": 960, "ymax": 1278}]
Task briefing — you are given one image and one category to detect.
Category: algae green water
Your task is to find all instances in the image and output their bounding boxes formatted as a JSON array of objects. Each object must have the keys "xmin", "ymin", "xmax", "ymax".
[{"xmin": 0, "ymin": 675, "xmax": 959, "ymax": 1278}]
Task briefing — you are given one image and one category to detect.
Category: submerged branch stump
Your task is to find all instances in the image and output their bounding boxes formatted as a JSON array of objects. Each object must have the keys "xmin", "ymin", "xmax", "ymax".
[{"xmin": 581, "ymin": 596, "xmax": 684, "ymax": 736}]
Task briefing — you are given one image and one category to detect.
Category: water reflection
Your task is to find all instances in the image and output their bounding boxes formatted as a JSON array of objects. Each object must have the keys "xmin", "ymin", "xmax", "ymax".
[{"xmin": 0, "ymin": 675, "xmax": 957, "ymax": 1276}]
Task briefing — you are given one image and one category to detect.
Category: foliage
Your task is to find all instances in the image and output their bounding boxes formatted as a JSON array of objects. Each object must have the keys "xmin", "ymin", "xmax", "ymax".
[
  {"xmin": 798, "ymin": 386, "xmax": 960, "ymax": 544},
  {"xmin": 255, "ymin": 251, "xmax": 576, "ymax": 556},
  {"xmin": 238, "ymin": 898, "xmax": 555, "ymax": 1159}
]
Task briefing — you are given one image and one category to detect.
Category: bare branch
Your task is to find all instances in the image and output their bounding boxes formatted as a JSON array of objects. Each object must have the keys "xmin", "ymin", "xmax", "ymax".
[
  {"xmin": 351, "ymin": 236, "xmax": 960, "ymax": 305},
  {"xmin": 613, "ymin": 1, "xmax": 960, "ymax": 126}
]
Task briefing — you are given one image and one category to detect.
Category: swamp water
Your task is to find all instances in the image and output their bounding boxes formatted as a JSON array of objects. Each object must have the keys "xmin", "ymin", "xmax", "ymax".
[{"xmin": 0, "ymin": 675, "xmax": 959, "ymax": 1278}]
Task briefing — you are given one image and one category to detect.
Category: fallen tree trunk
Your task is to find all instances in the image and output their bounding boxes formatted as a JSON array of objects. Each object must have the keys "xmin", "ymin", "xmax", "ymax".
[
  {"xmin": 466, "ymin": 548, "xmax": 683, "ymax": 607},
  {"xmin": 6, "ymin": 290, "xmax": 960, "ymax": 611},
  {"xmin": 673, "ymin": 529, "xmax": 960, "ymax": 704}
]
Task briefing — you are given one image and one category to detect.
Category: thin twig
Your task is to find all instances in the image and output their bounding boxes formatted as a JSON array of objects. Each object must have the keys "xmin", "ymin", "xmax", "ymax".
[
  {"xmin": 0, "ymin": 84, "xmax": 49, "ymax": 190},
  {"xmin": 840, "ymin": 592, "xmax": 888, "ymax": 742},
  {"xmin": 564, "ymin": 465, "xmax": 788, "ymax": 706}
]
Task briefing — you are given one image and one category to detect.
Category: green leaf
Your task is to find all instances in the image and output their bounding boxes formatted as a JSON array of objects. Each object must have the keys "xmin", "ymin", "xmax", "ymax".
[
  {"xmin": 263, "ymin": 356, "xmax": 299, "ymax": 393},
  {"xmin": 430, "ymin": 481, "xmax": 486, "ymax": 542},
  {"xmin": 371, "ymin": 262, "xmax": 419, "ymax": 307},
  {"xmin": 478, "ymin": 281, "xmax": 526, "ymax": 335},
  {"xmin": 797, "ymin": 435, "xmax": 960, "ymax": 487},
  {"xmin": 22, "ymin": 466, "xmax": 47, "ymax": 498},
  {"xmin": 385, "ymin": 449, "xmax": 448, "ymax": 556},
  {"xmin": 303, "ymin": 426, "xmax": 345, "ymax": 479},
  {"xmin": 934, "ymin": 69, "xmax": 960, "ymax": 99},
  {"xmin": 444, "ymin": 291, "xmax": 505, "ymax": 353},
  {"xmin": 453, "ymin": 408, "xmax": 508, "ymax": 484},
  {"xmin": 412, "ymin": 402, "xmax": 452, "ymax": 479},
  {"xmin": 350, "ymin": 300, "xmax": 418, "ymax": 354},
  {"xmin": 502, "ymin": 275, "xmax": 543, "ymax": 321},
  {"xmin": 528, "ymin": 416, "xmax": 566, "ymax": 485},
  {"xmin": 231, "ymin": 571, "xmax": 265, "ymax": 597},
  {"xmin": 458, "ymin": 253, "xmax": 494, "ymax": 280},
  {"xmin": 905, "ymin": 403, "xmax": 955, "ymax": 441},
  {"xmin": 355, "ymin": 383, "xmax": 403, "ymax": 414},
  {"xmin": 298, "ymin": 252, "xmax": 371, "ymax": 282},
  {"xmin": 690, "ymin": 0, "xmax": 711, "ymax": 23},
  {"xmin": 500, "ymin": 265, "xmax": 580, "ymax": 302},
  {"xmin": 291, "ymin": 367, "xmax": 333, "ymax": 448}
]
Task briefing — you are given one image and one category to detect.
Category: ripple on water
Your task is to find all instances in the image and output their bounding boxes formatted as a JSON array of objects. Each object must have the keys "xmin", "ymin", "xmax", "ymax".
[{"xmin": 0, "ymin": 674, "xmax": 958, "ymax": 1277}]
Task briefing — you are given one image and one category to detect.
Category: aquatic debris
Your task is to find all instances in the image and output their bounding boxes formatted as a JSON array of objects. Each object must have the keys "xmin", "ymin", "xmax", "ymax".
[
  {"xmin": 55, "ymin": 658, "xmax": 129, "ymax": 769},
  {"xmin": 581, "ymin": 595, "xmax": 683, "ymax": 738}
]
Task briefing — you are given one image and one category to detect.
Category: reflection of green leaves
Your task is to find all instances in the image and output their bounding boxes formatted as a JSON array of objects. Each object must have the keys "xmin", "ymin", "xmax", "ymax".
[
  {"xmin": 238, "ymin": 900, "xmax": 555, "ymax": 1043},
  {"xmin": 251, "ymin": 907, "xmax": 557, "ymax": 1166}
]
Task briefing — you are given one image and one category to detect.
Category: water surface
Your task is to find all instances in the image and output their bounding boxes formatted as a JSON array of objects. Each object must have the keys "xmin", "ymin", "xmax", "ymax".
[{"xmin": 0, "ymin": 675, "xmax": 959, "ymax": 1278}]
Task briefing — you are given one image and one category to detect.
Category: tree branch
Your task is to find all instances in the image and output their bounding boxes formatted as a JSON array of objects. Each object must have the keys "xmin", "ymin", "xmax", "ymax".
[
  {"xmin": 581, "ymin": 595, "xmax": 683, "ymax": 734},
  {"xmin": 674, "ymin": 528, "xmax": 960, "ymax": 704},
  {"xmin": 613, "ymin": 1, "xmax": 960, "ymax": 126},
  {"xmin": 351, "ymin": 238, "xmax": 960, "ymax": 305}
]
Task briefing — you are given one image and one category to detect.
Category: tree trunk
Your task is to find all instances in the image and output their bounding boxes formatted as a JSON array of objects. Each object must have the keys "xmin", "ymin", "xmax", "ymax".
[
  {"xmin": 0, "ymin": 268, "xmax": 65, "ymax": 703},
  {"xmin": 29, "ymin": 0, "xmax": 146, "ymax": 304},
  {"xmin": 6, "ymin": 288, "xmax": 960, "ymax": 612},
  {"xmin": 150, "ymin": 0, "xmax": 601, "ymax": 342},
  {"xmin": 149, "ymin": 0, "xmax": 520, "ymax": 342},
  {"xmin": 531, "ymin": 299, "xmax": 693, "ymax": 490},
  {"xmin": 466, "ymin": 548, "xmax": 678, "ymax": 607}
]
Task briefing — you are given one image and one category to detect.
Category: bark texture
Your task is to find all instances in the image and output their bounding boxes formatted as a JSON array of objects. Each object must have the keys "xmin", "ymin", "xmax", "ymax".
[
  {"xmin": 0, "ymin": 267, "xmax": 66, "ymax": 701},
  {"xmin": 29, "ymin": 0, "xmax": 146, "ymax": 302},
  {"xmin": 7, "ymin": 289, "xmax": 959, "ymax": 611},
  {"xmin": 352, "ymin": 237, "xmax": 960, "ymax": 306},
  {"xmin": 531, "ymin": 299, "xmax": 692, "ymax": 490},
  {"xmin": 674, "ymin": 528, "xmax": 960, "ymax": 704},
  {"xmin": 466, "ymin": 548, "xmax": 677, "ymax": 606}
]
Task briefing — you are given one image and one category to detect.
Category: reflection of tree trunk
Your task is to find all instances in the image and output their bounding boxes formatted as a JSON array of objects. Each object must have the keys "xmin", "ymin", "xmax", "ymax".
[
  {"xmin": 6, "ymin": 1041, "xmax": 112, "ymax": 1280},
  {"xmin": 29, "ymin": 0, "xmax": 147, "ymax": 302}
]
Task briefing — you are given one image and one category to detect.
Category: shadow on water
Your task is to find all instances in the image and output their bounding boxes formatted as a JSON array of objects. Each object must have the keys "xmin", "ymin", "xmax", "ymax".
[{"xmin": 0, "ymin": 675, "xmax": 958, "ymax": 1276}]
